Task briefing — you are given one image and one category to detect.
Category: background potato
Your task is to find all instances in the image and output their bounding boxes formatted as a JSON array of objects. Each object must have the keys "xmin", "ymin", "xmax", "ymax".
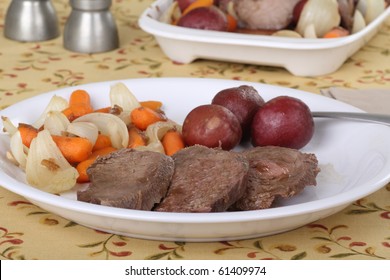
[{"xmin": 177, "ymin": 6, "xmax": 228, "ymax": 31}]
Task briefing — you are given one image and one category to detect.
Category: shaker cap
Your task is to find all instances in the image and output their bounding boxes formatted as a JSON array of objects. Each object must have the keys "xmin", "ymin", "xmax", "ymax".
[{"xmin": 70, "ymin": 0, "xmax": 111, "ymax": 10}]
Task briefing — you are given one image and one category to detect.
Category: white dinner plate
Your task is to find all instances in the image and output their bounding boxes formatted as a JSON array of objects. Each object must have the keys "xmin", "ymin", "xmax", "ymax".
[
  {"xmin": 1, "ymin": 78, "xmax": 390, "ymax": 242},
  {"xmin": 139, "ymin": 0, "xmax": 390, "ymax": 77}
]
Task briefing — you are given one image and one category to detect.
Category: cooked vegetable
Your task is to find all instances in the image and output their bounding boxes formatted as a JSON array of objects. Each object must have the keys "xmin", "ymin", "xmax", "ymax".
[
  {"xmin": 296, "ymin": 0, "xmax": 341, "ymax": 38},
  {"xmin": 127, "ymin": 125, "xmax": 147, "ymax": 148},
  {"xmin": 162, "ymin": 129, "xmax": 186, "ymax": 156},
  {"xmin": 18, "ymin": 123, "xmax": 39, "ymax": 148},
  {"xmin": 1, "ymin": 116, "xmax": 18, "ymax": 136},
  {"xmin": 51, "ymin": 135, "xmax": 93, "ymax": 163},
  {"xmin": 211, "ymin": 85, "xmax": 265, "ymax": 139},
  {"xmin": 130, "ymin": 106, "xmax": 167, "ymax": 131},
  {"xmin": 9, "ymin": 131, "xmax": 28, "ymax": 169},
  {"xmin": 43, "ymin": 111, "xmax": 70, "ymax": 136},
  {"xmin": 323, "ymin": 26, "xmax": 349, "ymax": 38},
  {"xmin": 251, "ymin": 96, "xmax": 314, "ymax": 149},
  {"xmin": 67, "ymin": 89, "xmax": 94, "ymax": 119},
  {"xmin": 32, "ymin": 95, "xmax": 68, "ymax": 129},
  {"xmin": 109, "ymin": 82, "xmax": 140, "ymax": 113},
  {"xmin": 92, "ymin": 133, "xmax": 112, "ymax": 151},
  {"xmin": 140, "ymin": 100, "xmax": 163, "ymax": 111},
  {"xmin": 26, "ymin": 130, "xmax": 78, "ymax": 193},
  {"xmin": 76, "ymin": 146, "xmax": 117, "ymax": 183},
  {"xmin": 138, "ymin": 120, "xmax": 182, "ymax": 154},
  {"xmin": 352, "ymin": 9, "xmax": 366, "ymax": 34},
  {"xmin": 177, "ymin": 6, "xmax": 229, "ymax": 31},
  {"xmin": 73, "ymin": 112, "xmax": 129, "ymax": 149},
  {"xmin": 357, "ymin": 0, "xmax": 386, "ymax": 24},
  {"xmin": 234, "ymin": 0, "xmax": 301, "ymax": 30},
  {"xmin": 66, "ymin": 121, "xmax": 99, "ymax": 145},
  {"xmin": 182, "ymin": 104, "xmax": 242, "ymax": 150},
  {"xmin": 182, "ymin": 0, "xmax": 214, "ymax": 15}
]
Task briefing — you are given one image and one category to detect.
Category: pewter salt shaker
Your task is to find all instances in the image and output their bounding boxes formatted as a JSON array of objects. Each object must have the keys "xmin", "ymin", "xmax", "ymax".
[
  {"xmin": 63, "ymin": 0, "xmax": 119, "ymax": 53},
  {"xmin": 4, "ymin": 0, "xmax": 60, "ymax": 42}
]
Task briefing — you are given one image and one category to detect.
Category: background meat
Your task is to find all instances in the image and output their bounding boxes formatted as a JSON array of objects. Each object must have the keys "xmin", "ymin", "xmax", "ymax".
[
  {"xmin": 233, "ymin": 0, "xmax": 301, "ymax": 30},
  {"xmin": 77, "ymin": 149, "xmax": 174, "ymax": 210},
  {"xmin": 155, "ymin": 145, "xmax": 249, "ymax": 213},
  {"xmin": 232, "ymin": 146, "xmax": 320, "ymax": 211}
]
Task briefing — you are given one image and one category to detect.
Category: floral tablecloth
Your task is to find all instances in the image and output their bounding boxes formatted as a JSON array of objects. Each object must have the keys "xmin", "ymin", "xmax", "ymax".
[{"xmin": 0, "ymin": 0, "xmax": 389, "ymax": 260}]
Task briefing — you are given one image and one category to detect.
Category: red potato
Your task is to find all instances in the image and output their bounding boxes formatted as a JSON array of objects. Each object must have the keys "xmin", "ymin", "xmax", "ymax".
[
  {"xmin": 177, "ymin": 6, "xmax": 228, "ymax": 31},
  {"xmin": 212, "ymin": 85, "xmax": 265, "ymax": 139},
  {"xmin": 251, "ymin": 96, "xmax": 314, "ymax": 149},
  {"xmin": 182, "ymin": 104, "xmax": 242, "ymax": 150},
  {"xmin": 177, "ymin": 0, "xmax": 197, "ymax": 12},
  {"xmin": 292, "ymin": 0, "xmax": 308, "ymax": 25}
]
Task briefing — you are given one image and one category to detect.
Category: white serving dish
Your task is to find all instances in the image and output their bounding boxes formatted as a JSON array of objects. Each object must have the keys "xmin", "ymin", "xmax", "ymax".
[
  {"xmin": 1, "ymin": 78, "xmax": 390, "ymax": 242},
  {"xmin": 138, "ymin": 0, "xmax": 390, "ymax": 77}
]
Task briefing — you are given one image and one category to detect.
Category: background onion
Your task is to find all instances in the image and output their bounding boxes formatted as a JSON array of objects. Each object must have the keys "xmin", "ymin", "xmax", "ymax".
[{"xmin": 296, "ymin": 0, "xmax": 341, "ymax": 38}]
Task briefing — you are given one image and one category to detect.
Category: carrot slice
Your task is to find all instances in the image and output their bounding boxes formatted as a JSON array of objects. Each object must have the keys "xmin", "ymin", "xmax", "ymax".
[
  {"xmin": 94, "ymin": 106, "xmax": 111, "ymax": 113},
  {"xmin": 140, "ymin": 100, "xmax": 163, "ymax": 111},
  {"xmin": 323, "ymin": 27, "xmax": 349, "ymax": 38},
  {"xmin": 127, "ymin": 126, "xmax": 147, "ymax": 148},
  {"xmin": 76, "ymin": 146, "xmax": 117, "ymax": 183},
  {"xmin": 18, "ymin": 123, "xmax": 39, "ymax": 148},
  {"xmin": 162, "ymin": 129, "xmax": 186, "ymax": 156},
  {"xmin": 68, "ymin": 89, "xmax": 94, "ymax": 119},
  {"xmin": 51, "ymin": 135, "xmax": 93, "ymax": 163},
  {"xmin": 226, "ymin": 14, "xmax": 238, "ymax": 32},
  {"xmin": 130, "ymin": 106, "xmax": 167, "ymax": 130},
  {"xmin": 182, "ymin": 0, "xmax": 214, "ymax": 16},
  {"xmin": 92, "ymin": 133, "xmax": 112, "ymax": 151}
]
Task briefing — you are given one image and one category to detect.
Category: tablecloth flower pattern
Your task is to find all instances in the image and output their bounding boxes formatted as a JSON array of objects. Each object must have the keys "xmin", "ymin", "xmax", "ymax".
[{"xmin": 0, "ymin": 0, "xmax": 389, "ymax": 260}]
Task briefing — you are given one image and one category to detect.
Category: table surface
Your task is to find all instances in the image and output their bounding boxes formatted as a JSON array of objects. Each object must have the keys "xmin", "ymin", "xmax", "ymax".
[{"xmin": 0, "ymin": 0, "xmax": 389, "ymax": 260}]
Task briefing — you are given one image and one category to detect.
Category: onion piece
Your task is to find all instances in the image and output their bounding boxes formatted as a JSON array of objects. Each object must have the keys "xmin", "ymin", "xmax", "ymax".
[
  {"xmin": 26, "ymin": 130, "xmax": 78, "ymax": 193},
  {"xmin": 136, "ymin": 120, "xmax": 182, "ymax": 154},
  {"xmin": 296, "ymin": 0, "xmax": 341, "ymax": 38},
  {"xmin": 10, "ymin": 131, "xmax": 28, "ymax": 169},
  {"xmin": 66, "ymin": 122, "xmax": 99, "ymax": 145},
  {"xmin": 159, "ymin": 0, "xmax": 181, "ymax": 24},
  {"xmin": 272, "ymin": 30, "xmax": 303, "ymax": 38},
  {"xmin": 357, "ymin": 0, "xmax": 386, "ymax": 24},
  {"xmin": 110, "ymin": 83, "xmax": 141, "ymax": 125},
  {"xmin": 352, "ymin": 9, "xmax": 367, "ymax": 34},
  {"xmin": 303, "ymin": 23, "xmax": 317, "ymax": 38},
  {"xmin": 73, "ymin": 113, "xmax": 129, "ymax": 149},
  {"xmin": 44, "ymin": 111, "xmax": 70, "ymax": 136},
  {"xmin": 32, "ymin": 95, "xmax": 69, "ymax": 129},
  {"xmin": 110, "ymin": 82, "xmax": 140, "ymax": 112},
  {"xmin": 1, "ymin": 116, "xmax": 18, "ymax": 136}
]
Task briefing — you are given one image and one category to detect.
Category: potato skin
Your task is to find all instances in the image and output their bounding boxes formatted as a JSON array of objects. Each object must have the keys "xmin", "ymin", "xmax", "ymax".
[
  {"xmin": 212, "ymin": 85, "xmax": 265, "ymax": 138},
  {"xmin": 182, "ymin": 104, "xmax": 242, "ymax": 150},
  {"xmin": 177, "ymin": 0, "xmax": 196, "ymax": 12},
  {"xmin": 251, "ymin": 96, "xmax": 314, "ymax": 149},
  {"xmin": 177, "ymin": 6, "xmax": 228, "ymax": 31}
]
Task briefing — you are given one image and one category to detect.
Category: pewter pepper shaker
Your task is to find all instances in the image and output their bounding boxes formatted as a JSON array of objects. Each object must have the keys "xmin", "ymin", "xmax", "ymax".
[
  {"xmin": 63, "ymin": 0, "xmax": 119, "ymax": 53},
  {"xmin": 4, "ymin": 0, "xmax": 60, "ymax": 42}
]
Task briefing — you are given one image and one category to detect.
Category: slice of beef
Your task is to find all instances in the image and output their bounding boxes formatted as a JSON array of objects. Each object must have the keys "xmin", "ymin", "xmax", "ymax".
[
  {"xmin": 232, "ymin": 146, "xmax": 320, "ymax": 211},
  {"xmin": 77, "ymin": 148, "xmax": 174, "ymax": 210},
  {"xmin": 155, "ymin": 145, "xmax": 249, "ymax": 213}
]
